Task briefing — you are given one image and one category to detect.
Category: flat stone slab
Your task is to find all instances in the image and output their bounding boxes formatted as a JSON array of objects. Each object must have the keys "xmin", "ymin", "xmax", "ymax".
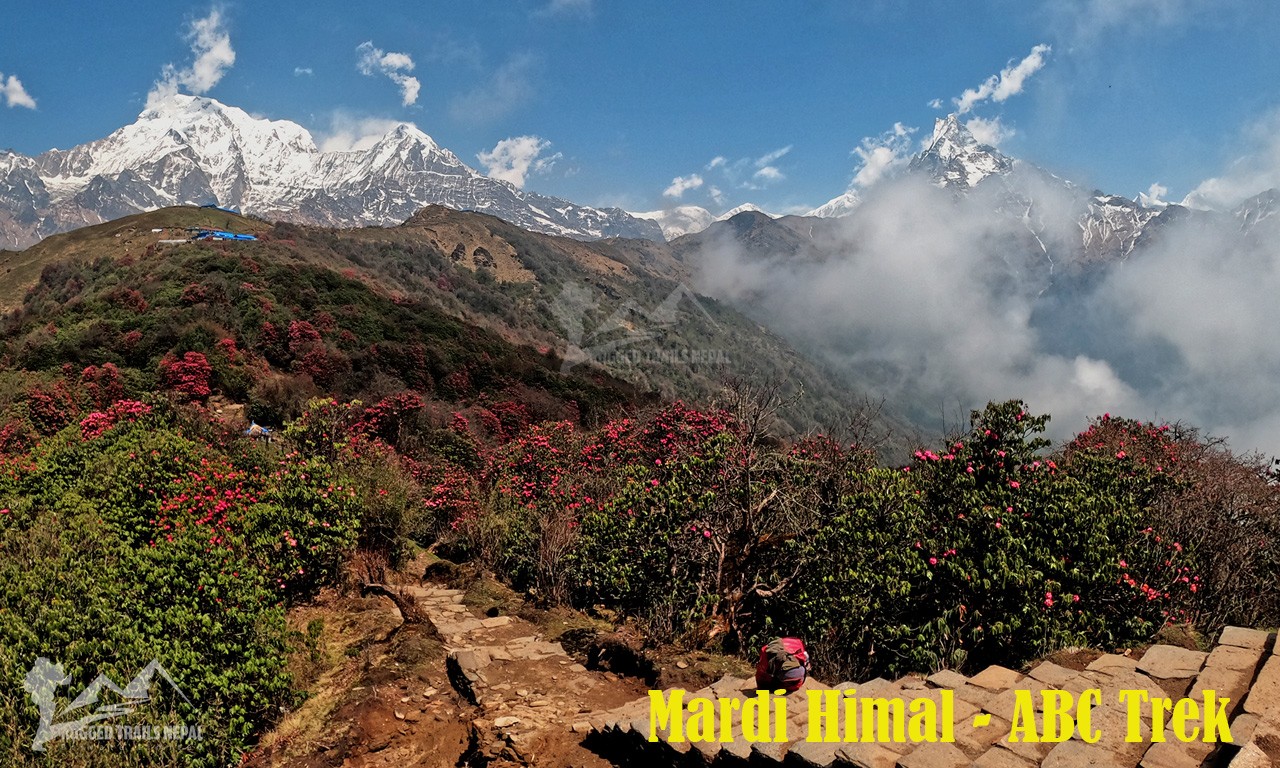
[
  {"xmin": 1219, "ymin": 627, "xmax": 1272, "ymax": 652},
  {"xmin": 974, "ymin": 746, "xmax": 1037, "ymax": 768},
  {"xmin": 1189, "ymin": 665, "xmax": 1253, "ymax": 717},
  {"xmin": 1042, "ymin": 739, "xmax": 1132, "ymax": 768},
  {"xmin": 1229, "ymin": 742, "xmax": 1271, "ymax": 768},
  {"xmin": 897, "ymin": 741, "xmax": 969, "ymax": 768},
  {"xmin": 954, "ymin": 683, "xmax": 996, "ymax": 708},
  {"xmin": 1243, "ymin": 656, "xmax": 1280, "ymax": 719},
  {"xmin": 786, "ymin": 737, "xmax": 843, "ymax": 767},
  {"xmin": 835, "ymin": 741, "xmax": 901, "ymax": 768},
  {"xmin": 710, "ymin": 674, "xmax": 753, "ymax": 698},
  {"xmin": 1205, "ymin": 644, "xmax": 1265, "ymax": 673},
  {"xmin": 855, "ymin": 677, "xmax": 899, "ymax": 697},
  {"xmin": 1231, "ymin": 712, "xmax": 1261, "ymax": 745},
  {"xmin": 1139, "ymin": 736, "xmax": 1214, "ymax": 768},
  {"xmin": 952, "ymin": 714, "xmax": 1012, "ymax": 759},
  {"xmin": 970, "ymin": 665, "xmax": 1024, "ymax": 690},
  {"xmin": 1028, "ymin": 661, "xmax": 1078, "ymax": 689},
  {"xmin": 1137, "ymin": 645, "xmax": 1208, "ymax": 680},
  {"xmin": 1088, "ymin": 654, "xmax": 1141, "ymax": 676},
  {"xmin": 927, "ymin": 669, "xmax": 969, "ymax": 689}
]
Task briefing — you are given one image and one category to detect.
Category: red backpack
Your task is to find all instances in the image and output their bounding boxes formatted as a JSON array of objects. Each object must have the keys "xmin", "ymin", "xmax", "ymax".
[{"xmin": 755, "ymin": 637, "xmax": 809, "ymax": 692}]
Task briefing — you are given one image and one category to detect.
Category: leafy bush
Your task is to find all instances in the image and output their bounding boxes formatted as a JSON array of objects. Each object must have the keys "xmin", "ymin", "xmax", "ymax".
[{"xmin": 0, "ymin": 416, "xmax": 299, "ymax": 765}]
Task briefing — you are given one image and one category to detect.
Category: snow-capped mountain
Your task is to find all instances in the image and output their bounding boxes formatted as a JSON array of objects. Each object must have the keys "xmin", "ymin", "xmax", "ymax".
[
  {"xmin": 1235, "ymin": 189, "xmax": 1279, "ymax": 232},
  {"xmin": 1078, "ymin": 194, "xmax": 1164, "ymax": 261},
  {"xmin": 0, "ymin": 94, "xmax": 662, "ymax": 250},
  {"xmin": 905, "ymin": 115, "xmax": 1179, "ymax": 263},
  {"xmin": 630, "ymin": 205, "xmax": 715, "ymax": 240},
  {"xmin": 715, "ymin": 203, "xmax": 774, "ymax": 222},
  {"xmin": 909, "ymin": 114, "xmax": 1014, "ymax": 191},
  {"xmin": 807, "ymin": 191, "xmax": 861, "ymax": 219}
]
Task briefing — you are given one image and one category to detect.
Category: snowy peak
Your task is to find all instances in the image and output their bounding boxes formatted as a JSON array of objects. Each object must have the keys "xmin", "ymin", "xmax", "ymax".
[
  {"xmin": 1235, "ymin": 189, "xmax": 1279, "ymax": 232},
  {"xmin": 910, "ymin": 114, "xmax": 1014, "ymax": 190},
  {"xmin": 807, "ymin": 191, "xmax": 861, "ymax": 219},
  {"xmin": 0, "ymin": 95, "xmax": 661, "ymax": 248},
  {"xmin": 715, "ymin": 203, "xmax": 774, "ymax": 222},
  {"xmin": 630, "ymin": 205, "xmax": 714, "ymax": 240},
  {"xmin": 1080, "ymin": 193, "xmax": 1163, "ymax": 259}
]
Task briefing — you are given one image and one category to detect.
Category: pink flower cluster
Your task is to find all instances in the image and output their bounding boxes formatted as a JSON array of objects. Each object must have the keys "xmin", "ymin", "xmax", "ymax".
[{"xmin": 79, "ymin": 400, "xmax": 153, "ymax": 440}]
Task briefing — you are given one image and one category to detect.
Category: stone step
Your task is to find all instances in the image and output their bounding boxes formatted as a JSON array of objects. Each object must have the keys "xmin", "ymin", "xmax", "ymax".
[{"xmin": 578, "ymin": 627, "xmax": 1280, "ymax": 768}]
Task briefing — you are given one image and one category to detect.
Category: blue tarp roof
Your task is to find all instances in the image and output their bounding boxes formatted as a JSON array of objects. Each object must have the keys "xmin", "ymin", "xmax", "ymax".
[{"xmin": 194, "ymin": 229, "xmax": 257, "ymax": 241}]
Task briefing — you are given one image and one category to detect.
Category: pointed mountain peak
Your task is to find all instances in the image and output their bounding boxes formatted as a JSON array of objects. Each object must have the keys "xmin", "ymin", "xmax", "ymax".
[
  {"xmin": 138, "ymin": 92, "xmax": 224, "ymax": 121},
  {"xmin": 930, "ymin": 113, "xmax": 969, "ymax": 143},
  {"xmin": 379, "ymin": 122, "xmax": 438, "ymax": 151},
  {"xmin": 911, "ymin": 113, "xmax": 1013, "ymax": 190},
  {"xmin": 923, "ymin": 113, "xmax": 994, "ymax": 156}
]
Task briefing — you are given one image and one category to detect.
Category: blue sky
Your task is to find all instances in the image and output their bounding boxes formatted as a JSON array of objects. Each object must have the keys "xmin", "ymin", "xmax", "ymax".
[{"xmin": 2, "ymin": 0, "xmax": 1278, "ymax": 213}]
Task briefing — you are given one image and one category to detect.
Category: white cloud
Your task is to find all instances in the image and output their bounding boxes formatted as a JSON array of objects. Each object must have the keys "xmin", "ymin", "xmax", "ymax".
[
  {"xmin": 691, "ymin": 175, "xmax": 1152, "ymax": 446},
  {"xmin": 1183, "ymin": 108, "xmax": 1280, "ymax": 210},
  {"xmin": 477, "ymin": 135, "xmax": 561, "ymax": 189},
  {"xmin": 146, "ymin": 8, "xmax": 236, "ymax": 108},
  {"xmin": 294, "ymin": 67, "xmax": 313, "ymax": 77},
  {"xmin": 181, "ymin": 9, "xmax": 236, "ymax": 93},
  {"xmin": 317, "ymin": 114, "xmax": 407, "ymax": 153},
  {"xmin": 1138, "ymin": 182, "xmax": 1169, "ymax": 208},
  {"xmin": 0, "ymin": 73, "xmax": 36, "ymax": 109},
  {"xmin": 954, "ymin": 44, "xmax": 1051, "ymax": 115},
  {"xmin": 927, "ymin": 98, "xmax": 943, "ymax": 110},
  {"xmin": 755, "ymin": 145, "xmax": 793, "ymax": 168},
  {"xmin": 356, "ymin": 41, "xmax": 421, "ymax": 107},
  {"xmin": 449, "ymin": 53, "xmax": 537, "ymax": 123},
  {"xmin": 708, "ymin": 185, "xmax": 725, "ymax": 205},
  {"xmin": 851, "ymin": 122, "xmax": 917, "ymax": 189},
  {"xmin": 698, "ymin": 146, "xmax": 793, "ymax": 193},
  {"xmin": 965, "ymin": 116, "xmax": 1014, "ymax": 147},
  {"xmin": 663, "ymin": 174, "xmax": 704, "ymax": 199},
  {"xmin": 754, "ymin": 166, "xmax": 784, "ymax": 182}
]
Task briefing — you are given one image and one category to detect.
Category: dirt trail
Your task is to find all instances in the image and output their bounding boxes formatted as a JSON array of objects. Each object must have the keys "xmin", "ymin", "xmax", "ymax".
[
  {"xmin": 247, "ymin": 580, "xmax": 647, "ymax": 768},
  {"xmin": 403, "ymin": 583, "xmax": 648, "ymax": 766}
]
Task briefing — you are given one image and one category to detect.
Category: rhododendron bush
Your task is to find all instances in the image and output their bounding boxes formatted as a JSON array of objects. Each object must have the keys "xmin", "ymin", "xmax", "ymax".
[
  {"xmin": 425, "ymin": 398, "xmax": 1280, "ymax": 684},
  {"xmin": 0, "ymin": 404, "xmax": 358, "ymax": 764},
  {"xmin": 0, "ymin": 254, "xmax": 1276, "ymax": 760},
  {"xmin": 767, "ymin": 402, "xmax": 1192, "ymax": 680}
]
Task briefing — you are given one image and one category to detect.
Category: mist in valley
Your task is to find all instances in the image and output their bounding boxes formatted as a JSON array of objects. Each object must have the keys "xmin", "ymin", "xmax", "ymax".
[{"xmin": 688, "ymin": 173, "xmax": 1280, "ymax": 457}]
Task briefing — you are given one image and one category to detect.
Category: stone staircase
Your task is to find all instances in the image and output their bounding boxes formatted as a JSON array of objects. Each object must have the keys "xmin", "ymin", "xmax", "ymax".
[
  {"xmin": 402, "ymin": 584, "xmax": 645, "ymax": 764},
  {"xmin": 586, "ymin": 627, "xmax": 1280, "ymax": 767}
]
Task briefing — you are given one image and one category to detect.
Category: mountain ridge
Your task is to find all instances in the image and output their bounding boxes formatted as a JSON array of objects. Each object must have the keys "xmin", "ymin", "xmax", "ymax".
[{"xmin": 0, "ymin": 94, "xmax": 662, "ymax": 250}]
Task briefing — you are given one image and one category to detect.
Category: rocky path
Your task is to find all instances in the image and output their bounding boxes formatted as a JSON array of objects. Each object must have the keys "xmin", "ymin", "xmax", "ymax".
[
  {"xmin": 588, "ymin": 626, "xmax": 1280, "ymax": 767},
  {"xmin": 400, "ymin": 584, "xmax": 646, "ymax": 766}
]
